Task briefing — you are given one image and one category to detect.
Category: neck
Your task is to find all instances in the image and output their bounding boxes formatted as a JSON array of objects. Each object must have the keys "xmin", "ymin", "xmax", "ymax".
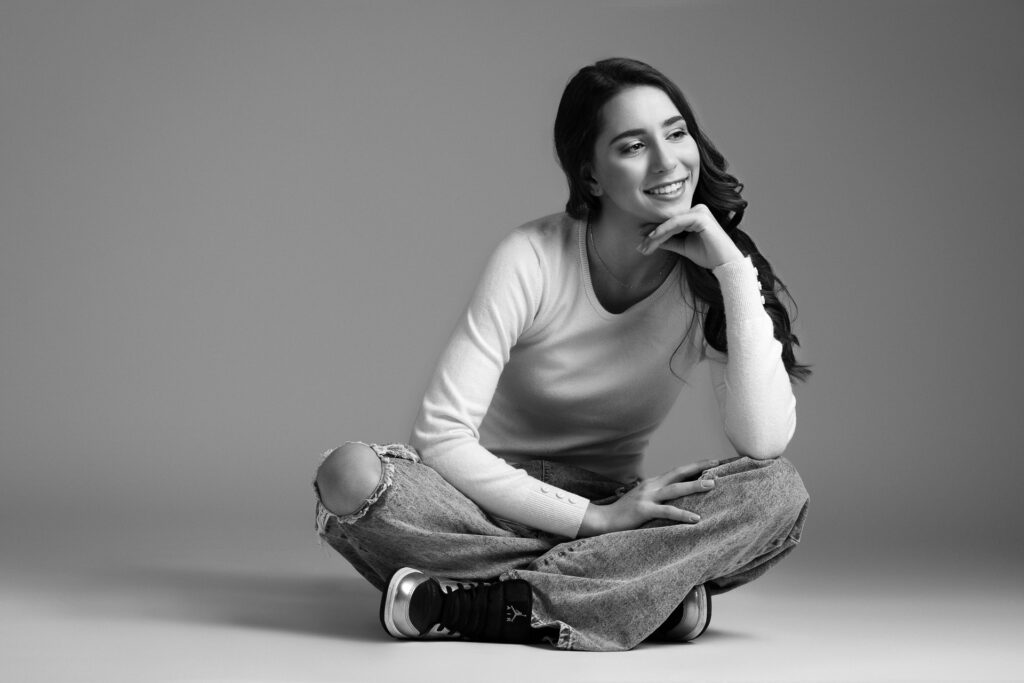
[{"xmin": 588, "ymin": 210, "xmax": 674, "ymax": 288}]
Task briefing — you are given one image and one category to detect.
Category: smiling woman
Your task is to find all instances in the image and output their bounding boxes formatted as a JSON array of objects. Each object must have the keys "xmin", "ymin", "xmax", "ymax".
[
  {"xmin": 591, "ymin": 90, "xmax": 701, "ymax": 224},
  {"xmin": 581, "ymin": 87, "xmax": 706, "ymax": 305},
  {"xmin": 312, "ymin": 57, "xmax": 811, "ymax": 651}
]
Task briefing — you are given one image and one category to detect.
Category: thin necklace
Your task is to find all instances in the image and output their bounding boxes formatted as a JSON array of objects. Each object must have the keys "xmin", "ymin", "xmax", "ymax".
[{"xmin": 588, "ymin": 220, "xmax": 673, "ymax": 290}]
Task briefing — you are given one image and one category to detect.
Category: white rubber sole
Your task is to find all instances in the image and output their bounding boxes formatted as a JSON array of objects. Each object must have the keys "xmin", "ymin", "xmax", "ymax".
[
  {"xmin": 680, "ymin": 585, "xmax": 711, "ymax": 641},
  {"xmin": 380, "ymin": 567, "xmax": 424, "ymax": 639}
]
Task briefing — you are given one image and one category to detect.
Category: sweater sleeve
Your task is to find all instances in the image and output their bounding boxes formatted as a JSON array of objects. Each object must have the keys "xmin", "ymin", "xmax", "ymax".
[
  {"xmin": 409, "ymin": 230, "xmax": 589, "ymax": 538},
  {"xmin": 705, "ymin": 256, "xmax": 797, "ymax": 458}
]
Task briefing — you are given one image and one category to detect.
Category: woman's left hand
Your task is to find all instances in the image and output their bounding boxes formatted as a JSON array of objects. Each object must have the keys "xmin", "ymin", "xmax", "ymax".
[{"xmin": 637, "ymin": 204, "xmax": 743, "ymax": 270}]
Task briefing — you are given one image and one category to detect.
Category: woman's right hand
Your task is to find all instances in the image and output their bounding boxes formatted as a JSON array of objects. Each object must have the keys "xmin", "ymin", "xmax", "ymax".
[{"xmin": 577, "ymin": 459, "xmax": 719, "ymax": 537}]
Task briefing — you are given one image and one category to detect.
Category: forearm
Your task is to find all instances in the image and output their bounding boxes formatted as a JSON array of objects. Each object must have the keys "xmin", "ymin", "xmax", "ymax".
[
  {"xmin": 411, "ymin": 426, "xmax": 590, "ymax": 538},
  {"xmin": 410, "ymin": 335, "xmax": 590, "ymax": 537},
  {"xmin": 712, "ymin": 256, "xmax": 797, "ymax": 458}
]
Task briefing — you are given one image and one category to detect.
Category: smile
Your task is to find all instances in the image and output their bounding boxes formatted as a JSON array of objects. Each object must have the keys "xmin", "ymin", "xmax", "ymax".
[{"xmin": 644, "ymin": 177, "xmax": 687, "ymax": 197}]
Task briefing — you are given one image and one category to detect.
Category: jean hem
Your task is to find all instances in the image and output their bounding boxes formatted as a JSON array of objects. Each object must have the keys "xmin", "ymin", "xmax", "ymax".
[{"xmin": 504, "ymin": 568, "xmax": 576, "ymax": 650}]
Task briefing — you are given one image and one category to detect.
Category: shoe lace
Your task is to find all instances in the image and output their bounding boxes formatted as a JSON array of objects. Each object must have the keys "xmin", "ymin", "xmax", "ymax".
[{"xmin": 437, "ymin": 580, "xmax": 501, "ymax": 640}]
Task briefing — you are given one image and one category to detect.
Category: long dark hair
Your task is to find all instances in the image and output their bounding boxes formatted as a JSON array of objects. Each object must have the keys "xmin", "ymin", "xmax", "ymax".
[{"xmin": 554, "ymin": 57, "xmax": 810, "ymax": 382}]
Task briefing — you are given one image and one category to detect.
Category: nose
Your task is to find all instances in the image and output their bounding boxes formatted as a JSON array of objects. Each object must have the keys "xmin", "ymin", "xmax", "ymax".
[{"xmin": 650, "ymin": 139, "xmax": 678, "ymax": 174}]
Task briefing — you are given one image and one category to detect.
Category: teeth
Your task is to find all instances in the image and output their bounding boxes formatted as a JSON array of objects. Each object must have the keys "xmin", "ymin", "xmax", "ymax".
[{"xmin": 647, "ymin": 180, "xmax": 685, "ymax": 195}]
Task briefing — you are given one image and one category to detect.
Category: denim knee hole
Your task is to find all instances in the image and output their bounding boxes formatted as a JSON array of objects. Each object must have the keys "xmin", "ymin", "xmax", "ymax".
[{"xmin": 313, "ymin": 442, "xmax": 419, "ymax": 537}]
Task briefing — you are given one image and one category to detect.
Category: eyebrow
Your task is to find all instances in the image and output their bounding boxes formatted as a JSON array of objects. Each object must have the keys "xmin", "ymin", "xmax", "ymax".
[{"xmin": 607, "ymin": 115, "xmax": 686, "ymax": 146}]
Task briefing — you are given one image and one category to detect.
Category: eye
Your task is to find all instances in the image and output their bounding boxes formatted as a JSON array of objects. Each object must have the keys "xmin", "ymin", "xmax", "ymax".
[
  {"xmin": 667, "ymin": 128, "xmax": 688, "ymax": 141},
  {"xmin": 619, "ymin": 140, "xmax": 645, "ymax": 156}
]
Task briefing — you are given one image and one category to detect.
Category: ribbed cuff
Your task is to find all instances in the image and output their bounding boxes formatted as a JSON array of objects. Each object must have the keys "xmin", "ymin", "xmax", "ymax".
[
  {"xmin": 520, "ymin": 485, "xmax": 588, "ymax": 538},
  {"xmin": 713, "ymin": 256, "xmax": 766, "ymax": 323}
]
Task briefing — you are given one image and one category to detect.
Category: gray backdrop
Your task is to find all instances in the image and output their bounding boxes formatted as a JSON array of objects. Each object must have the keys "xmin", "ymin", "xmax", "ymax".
[{"xmin": 2, "ymin": 0, "xmax": 1022, "ymax": 582}]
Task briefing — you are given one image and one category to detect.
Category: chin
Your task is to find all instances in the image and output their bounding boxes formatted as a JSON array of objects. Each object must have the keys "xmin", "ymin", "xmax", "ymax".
[{"xmin": 645, "ymin": 201, "xmax": 690, "ymax": 222}]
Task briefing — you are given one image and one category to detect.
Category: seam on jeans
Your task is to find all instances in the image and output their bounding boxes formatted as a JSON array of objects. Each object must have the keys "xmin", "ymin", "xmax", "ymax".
[
  {"xmin": 786, "ymin": 499, "xmax": 809, "ymax": 545},
  {"xmin": 533, "ymin": 613, "xmax": 575, "ymax": 650},
  {"xmin": 312, "ymin": 442, "xmax": 403, "ymax": 538}
]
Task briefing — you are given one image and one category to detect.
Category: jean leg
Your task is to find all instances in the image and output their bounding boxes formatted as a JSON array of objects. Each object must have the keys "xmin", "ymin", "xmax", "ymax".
[
  {"xmin": 313, "ymin": 442, "xmax": 555, "ymax": 591},
  {"xmin": 503, "ymin": 456, "xmax": 809, "ymax": 651},
  {"xmin": 705, "ymin": 477, "xmax": 809, "ymax": 596}
]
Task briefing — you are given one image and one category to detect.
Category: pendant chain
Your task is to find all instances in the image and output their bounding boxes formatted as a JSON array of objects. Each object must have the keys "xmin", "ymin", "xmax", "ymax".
[{"xmin": 587, "ymin": 221, "xmax": 673, "ymax": 290}]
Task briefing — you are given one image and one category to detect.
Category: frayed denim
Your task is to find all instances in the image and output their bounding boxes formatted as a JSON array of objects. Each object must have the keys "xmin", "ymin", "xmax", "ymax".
[{"xmin": 313, "ymin": 442, "xmax": 808, "ymax": 651}]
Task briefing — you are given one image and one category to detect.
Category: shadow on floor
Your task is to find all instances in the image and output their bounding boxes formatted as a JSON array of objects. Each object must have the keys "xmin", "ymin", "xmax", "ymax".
[
  {"xmin": 72, "ymin": 565, "xmax": 384, "ymax": 642},
  {"xmin": 53, "ymin": 563, "xmax": 767, "ymax": 647}
]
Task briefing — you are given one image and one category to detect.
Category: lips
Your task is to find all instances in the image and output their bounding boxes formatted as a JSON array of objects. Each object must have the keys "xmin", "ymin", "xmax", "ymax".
[{"xmin": 644, "ymin": 176, "xmax": 688, "ymax": 196}]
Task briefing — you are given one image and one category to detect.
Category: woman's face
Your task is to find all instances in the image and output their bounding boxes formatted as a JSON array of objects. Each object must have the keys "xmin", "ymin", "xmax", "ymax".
[{"xmin": 587, "ymin": 85, "xmax": 700, "ymax": 227}]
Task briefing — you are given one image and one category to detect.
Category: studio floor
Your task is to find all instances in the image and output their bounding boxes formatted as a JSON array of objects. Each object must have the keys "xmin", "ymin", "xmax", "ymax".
[{"xmin": 3, "ymin": 515, "xmax": 1021, "ymax": 683}]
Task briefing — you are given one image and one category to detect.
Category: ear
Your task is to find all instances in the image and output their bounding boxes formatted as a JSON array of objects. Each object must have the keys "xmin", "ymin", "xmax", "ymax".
[{"xmin": 582, "ymin": 164, "xmax": 603, "ymax": 197}]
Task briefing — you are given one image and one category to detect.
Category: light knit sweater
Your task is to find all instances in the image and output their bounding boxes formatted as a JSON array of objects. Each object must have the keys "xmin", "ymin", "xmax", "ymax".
[{"xmin": 410, "ymin": 212, "xmax": 796, "ymax": 538}]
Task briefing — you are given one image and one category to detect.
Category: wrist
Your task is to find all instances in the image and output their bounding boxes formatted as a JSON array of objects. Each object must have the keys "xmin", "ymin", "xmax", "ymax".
[
  {"xmin": 578, "ymin": 502, "xmax": 607, "ymax": 538},
  {"xmin": 710, "ymin": 244, "xmax": 745, "ymax": 270}
]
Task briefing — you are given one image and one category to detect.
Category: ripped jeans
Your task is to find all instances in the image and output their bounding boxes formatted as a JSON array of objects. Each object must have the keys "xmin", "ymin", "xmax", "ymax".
[{"xmin": 313, "ymin": 442, "xmax": 809, "ymax": 652}]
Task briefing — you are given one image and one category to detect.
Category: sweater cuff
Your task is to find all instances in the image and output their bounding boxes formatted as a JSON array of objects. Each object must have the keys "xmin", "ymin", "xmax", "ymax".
[
  {"xmin": 712, "ymin": 256, "xmax": 766, "ymax": 321},
  {"xmin": 521, "ymin": 485, "xmax": 588, "ymax": 538}
]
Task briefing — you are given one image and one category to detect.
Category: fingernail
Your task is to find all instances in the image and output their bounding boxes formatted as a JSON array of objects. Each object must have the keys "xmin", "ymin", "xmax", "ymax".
[
  {"xmin": 701, "ymin": 479, "xmax": 715, "ymax": 488},
  {"xmin": 636, "ymin": 243, "xmax": 647, "ymax": 254},
  {"xmin": 691, "ymin": 514, "xmax": 701, "ymax": 522}
]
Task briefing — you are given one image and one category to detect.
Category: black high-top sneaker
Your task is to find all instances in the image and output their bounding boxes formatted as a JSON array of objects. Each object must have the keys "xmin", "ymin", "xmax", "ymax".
[
  {"xmin": 651, "ymin": 584, "xmax": 712, "ymax": 642},
  {"xmin": 380, "ymin": 567, "xmax": 535, "ymax": 642}
]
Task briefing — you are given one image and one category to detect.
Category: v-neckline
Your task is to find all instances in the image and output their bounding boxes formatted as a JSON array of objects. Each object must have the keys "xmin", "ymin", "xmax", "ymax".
[{"xmin": 577, "ymin": 218, "xmax": 680, "ymax": 319}]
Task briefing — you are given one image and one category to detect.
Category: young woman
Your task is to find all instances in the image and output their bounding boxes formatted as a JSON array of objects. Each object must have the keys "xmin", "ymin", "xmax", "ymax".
[{"xmin": 313, "ymin": 57, "xmax": 810, "ymax": 652}]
